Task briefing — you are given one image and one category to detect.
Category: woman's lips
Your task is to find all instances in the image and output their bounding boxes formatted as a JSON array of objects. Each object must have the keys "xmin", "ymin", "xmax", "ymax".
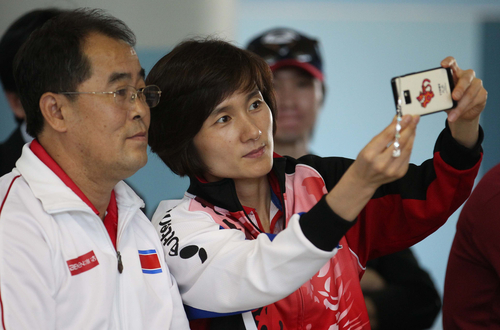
[{"xmin": 244, "ymin": 145, "xmax": 265, "ymax": 158}]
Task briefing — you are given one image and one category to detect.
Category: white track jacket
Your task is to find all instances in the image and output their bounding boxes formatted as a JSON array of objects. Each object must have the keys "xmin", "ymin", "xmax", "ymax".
[{"xmin": 0, "ymin": 144, "xmax": 189, "ymax": 329}]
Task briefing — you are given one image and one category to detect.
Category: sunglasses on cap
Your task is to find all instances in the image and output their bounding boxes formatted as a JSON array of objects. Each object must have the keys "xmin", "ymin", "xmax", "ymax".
[{"xmin": 247, "ymin": 28, "xmax": 323, "ymax": 81}]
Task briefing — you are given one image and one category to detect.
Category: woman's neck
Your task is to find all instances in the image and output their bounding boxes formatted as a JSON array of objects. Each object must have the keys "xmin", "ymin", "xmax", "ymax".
[{"xmin": 234, "ymin": 176, "xmax": 271, "ymax": 232}]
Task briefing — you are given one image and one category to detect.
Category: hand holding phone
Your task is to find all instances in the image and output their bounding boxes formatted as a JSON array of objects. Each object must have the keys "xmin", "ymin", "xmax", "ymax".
[{"xmin": 391, "ymin": 67, "xmax": 457, "ymax": 116}]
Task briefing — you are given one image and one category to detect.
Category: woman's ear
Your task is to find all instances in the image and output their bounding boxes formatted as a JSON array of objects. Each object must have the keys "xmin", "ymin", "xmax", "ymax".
[{"xmin": 39, "ymin": 92, "xmax": 68, "ymax": 133}]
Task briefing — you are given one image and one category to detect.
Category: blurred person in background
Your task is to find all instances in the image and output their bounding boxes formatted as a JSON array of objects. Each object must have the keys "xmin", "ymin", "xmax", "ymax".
[
  {"xmin": 0, "ymin": 8, "xmax": 64, "ymax": 176},
  {"xmin": 443, "ymin": 161, "xmax": 500, "ymax": 329}
]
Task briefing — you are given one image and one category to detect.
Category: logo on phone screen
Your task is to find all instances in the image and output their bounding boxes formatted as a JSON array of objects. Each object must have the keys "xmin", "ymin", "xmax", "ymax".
[{"xmin": 416, "ymin": 79, "xmax": 435, "ymax": 108}]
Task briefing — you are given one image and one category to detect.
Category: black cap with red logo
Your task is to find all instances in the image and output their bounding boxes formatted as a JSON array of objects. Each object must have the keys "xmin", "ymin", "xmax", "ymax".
[{"xmin": 246, "ymin": 28, "xmax": 324, "ymax": 82}]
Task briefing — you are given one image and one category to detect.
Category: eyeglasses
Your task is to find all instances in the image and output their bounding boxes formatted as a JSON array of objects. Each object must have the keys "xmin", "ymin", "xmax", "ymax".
[{"xmin": 58, "ymin": 85, "xmax": 162, "ymax": 108}]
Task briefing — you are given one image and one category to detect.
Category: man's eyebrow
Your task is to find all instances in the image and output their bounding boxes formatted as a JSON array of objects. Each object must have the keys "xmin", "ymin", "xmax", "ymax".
[
  {"xmin": 107, "ymin": 68, "xmax": 145, "ymax": 85},
  {"xmin": 108, "ymin": 72, "xmax": 132, "ymax": 84}
]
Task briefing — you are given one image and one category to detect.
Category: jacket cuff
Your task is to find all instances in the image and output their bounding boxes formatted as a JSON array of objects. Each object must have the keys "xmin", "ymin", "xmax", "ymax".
[
  {"xmin": 435, "ymin": 120, "xmax": 483, "ymax": 170},
  {"xmin": 299, "ymin": 195, "xmax": 356, "ymax": 251}
]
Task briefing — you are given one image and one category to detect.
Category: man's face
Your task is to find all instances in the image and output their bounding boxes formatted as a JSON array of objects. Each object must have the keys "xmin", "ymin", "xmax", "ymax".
[
  {"xmin": 64, "ymin": 33, "xmax": 150, "ymax": 182},
  {"xmin": 273, "ymin": 67, "xmax": 323, "ymax": 144}
]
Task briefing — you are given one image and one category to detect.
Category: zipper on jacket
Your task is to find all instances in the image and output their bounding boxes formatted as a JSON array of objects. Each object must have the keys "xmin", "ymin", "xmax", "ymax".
[
  {"xmin": 117, "ymin": 251, "xmax": 123, "ymax": 273},
  {"xmin": 298, "ymin": 286, "xmax": 305, "ymax": 329}
]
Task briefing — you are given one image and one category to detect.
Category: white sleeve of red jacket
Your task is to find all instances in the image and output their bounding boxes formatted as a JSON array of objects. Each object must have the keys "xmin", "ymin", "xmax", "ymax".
[{"xmin": 152, "ymin": 198, "xmax": 340, "ymax": 315}]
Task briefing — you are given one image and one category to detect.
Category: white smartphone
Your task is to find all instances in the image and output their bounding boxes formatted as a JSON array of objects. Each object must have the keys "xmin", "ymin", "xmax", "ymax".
[{"xmin": 391, "ymin": 67, "xmax": 457, "ymax": 116}]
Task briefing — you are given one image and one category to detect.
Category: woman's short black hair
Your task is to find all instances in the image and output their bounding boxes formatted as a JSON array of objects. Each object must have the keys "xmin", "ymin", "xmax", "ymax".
[{"xmin": 146, "ymin": 38, "xmax": 277, "ymax": 178}]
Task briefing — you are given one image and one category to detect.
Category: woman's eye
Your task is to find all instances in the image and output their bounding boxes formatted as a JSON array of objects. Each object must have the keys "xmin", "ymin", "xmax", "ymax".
[
  {"xmin": 216, "ymin": 115, "xmax": 230, "ymax": 123},
  {"xmin": 249, "ymin": 100, "xmax": 262, "ymax": 110}
]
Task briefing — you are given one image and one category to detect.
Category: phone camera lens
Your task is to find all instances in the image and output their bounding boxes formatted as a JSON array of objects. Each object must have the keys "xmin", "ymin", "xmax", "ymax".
[{"xmin": 404, "ymin": 90, "xmax": 412, "ymax": 104}]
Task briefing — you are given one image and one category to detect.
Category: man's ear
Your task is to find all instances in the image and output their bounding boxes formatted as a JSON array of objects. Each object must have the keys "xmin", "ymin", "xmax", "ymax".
[
  {"xmin": 5, "ymin": 91, "xmax": 25, "ymax": 120},
  {"xmin": 39, "ymin": 92, "xmax": 68, "ymax": 133},
  {"xmin": 319, "ymin": 83, "xmax": 327, "ymax": 108}
]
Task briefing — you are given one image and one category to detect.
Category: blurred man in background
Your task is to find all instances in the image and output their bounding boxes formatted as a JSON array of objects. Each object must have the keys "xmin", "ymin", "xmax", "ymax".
[{"xmin": 0, "ymin": 8, "xmax": 64, "ymax": 176}]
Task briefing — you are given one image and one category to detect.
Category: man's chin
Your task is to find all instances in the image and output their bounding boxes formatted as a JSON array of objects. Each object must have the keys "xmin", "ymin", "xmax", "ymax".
[
  {"xmin": 274, "ymin": 133, "xmax": 303, "ymax": 144},
  {"xmin": 119, "ymin": 154, "xmax": 148, "ymax": 178},
  {"xmin": 133, "ymin": 154, "xmax": 148, "ymax": 172}
]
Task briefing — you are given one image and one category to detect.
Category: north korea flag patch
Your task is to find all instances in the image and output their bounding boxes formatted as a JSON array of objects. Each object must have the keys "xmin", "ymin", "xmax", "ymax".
[{"xmin": 138, "ymin": 249, "xmax": 162, "ymax": 274}]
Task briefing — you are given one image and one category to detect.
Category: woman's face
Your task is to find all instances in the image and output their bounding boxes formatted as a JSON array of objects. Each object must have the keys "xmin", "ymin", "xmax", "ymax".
[{"xmin": 193, "ymin": 88, "xmax": 274, "ymax": 183}]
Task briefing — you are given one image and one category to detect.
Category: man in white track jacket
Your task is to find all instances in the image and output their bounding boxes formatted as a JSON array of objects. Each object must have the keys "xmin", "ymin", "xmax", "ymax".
[{"xmin": 0, "ymin": 9, "xmax": 189, "ymax": 329}]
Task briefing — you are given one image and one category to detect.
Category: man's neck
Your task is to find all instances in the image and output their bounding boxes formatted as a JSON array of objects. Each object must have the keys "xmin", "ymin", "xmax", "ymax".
[
  {"xmin": 274, "ymin": 139, "xmax": 309, "ymax": 159},
  {"xmin": 38, "ymin": 135, "xmax": 116, "ymax": 220},
  {"xmin": 71, "ymin": 174, "xmax": 114, "ymax": 221}
]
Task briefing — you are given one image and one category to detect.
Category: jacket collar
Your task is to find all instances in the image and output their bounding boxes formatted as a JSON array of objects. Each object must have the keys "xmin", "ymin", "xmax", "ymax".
[
  {"xmin": 15, "ymin": 142, "xmax": 144, "ymax": 215},
  {"xmin": 187, "ymin": 154, "xmax": 288, "ymax": 213}
]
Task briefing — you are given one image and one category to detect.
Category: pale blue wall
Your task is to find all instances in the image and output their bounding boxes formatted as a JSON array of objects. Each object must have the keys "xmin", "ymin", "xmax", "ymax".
[
  {"xmin": 127, "ymin": 49, "xmax": 190, "ymax": 216},
  {"xmin": 481, "ymin": 21, "xmax": 500, "ymax": 174},
  {"xmin": 0, "ymin": 93, "xmax": 14, "ymax": 140}
]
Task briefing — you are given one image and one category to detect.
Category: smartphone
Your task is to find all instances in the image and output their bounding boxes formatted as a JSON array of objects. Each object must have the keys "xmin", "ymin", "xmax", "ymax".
[{"xmin": 391, "ymin": 67, "xmax": 457, "ymax": 116}]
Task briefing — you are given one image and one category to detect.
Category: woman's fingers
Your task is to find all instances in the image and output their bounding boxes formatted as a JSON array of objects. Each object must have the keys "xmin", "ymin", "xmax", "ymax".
[
  {"xmin": 353, "ymin": 115, "xmax": 419, "ymax": 187},
  {"xmin": 441, "ymin": 57, "xmax": 487, "ymax": 123},
  {"xmin": 368, "ymin": 115, "xmax": 415, "ymax": 154}
]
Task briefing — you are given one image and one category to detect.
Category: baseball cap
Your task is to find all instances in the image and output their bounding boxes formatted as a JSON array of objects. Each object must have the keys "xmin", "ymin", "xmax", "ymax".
[{"xmin": 246, "ymin": 28, "xmax": 324, "ymax": 82}]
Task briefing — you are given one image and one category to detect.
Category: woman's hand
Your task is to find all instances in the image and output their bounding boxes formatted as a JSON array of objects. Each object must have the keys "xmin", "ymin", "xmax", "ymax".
[
  {"xmin": 442, "ymin": 56, "xmax": 487, "ymax": 148},
  {"xmin": 350, "ymin": 114, "xmax": 419, "ymax": 189}
]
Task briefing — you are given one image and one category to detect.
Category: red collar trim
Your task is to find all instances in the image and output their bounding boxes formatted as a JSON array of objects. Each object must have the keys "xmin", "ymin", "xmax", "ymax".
[
  {"xmin": 104, "ymin": 190, "xmax": 118, "ymax": 249},
  {"xmin": 196, "ymin": 175, "xmax": 209, "ymax": 184},
  {"xmin": 267, "ymin": 171, "xmax": 284, "ymax": 232},
  {"xmin": 30, "ymin": 139, "xmax": 100, "ymax": 215},
  {"xmin": 273, "ymin": 152, "xmax": 283, "ymax": 159},
  {"xmin": 240, "ymin": 171, "xmax": 284, "ymax": 233},
  {"xmin": 268, "ymin": 171, "xmax": 283, "ymax": 208},
  {"xmin": 269, "ymin": 208, "xmax": 284, "ymax": 234}
]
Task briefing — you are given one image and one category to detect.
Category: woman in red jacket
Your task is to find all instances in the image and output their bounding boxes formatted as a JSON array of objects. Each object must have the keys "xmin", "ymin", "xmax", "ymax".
[{"xmin": 146, "ymin": 38, "xmax": 485, "ymax": 330}]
